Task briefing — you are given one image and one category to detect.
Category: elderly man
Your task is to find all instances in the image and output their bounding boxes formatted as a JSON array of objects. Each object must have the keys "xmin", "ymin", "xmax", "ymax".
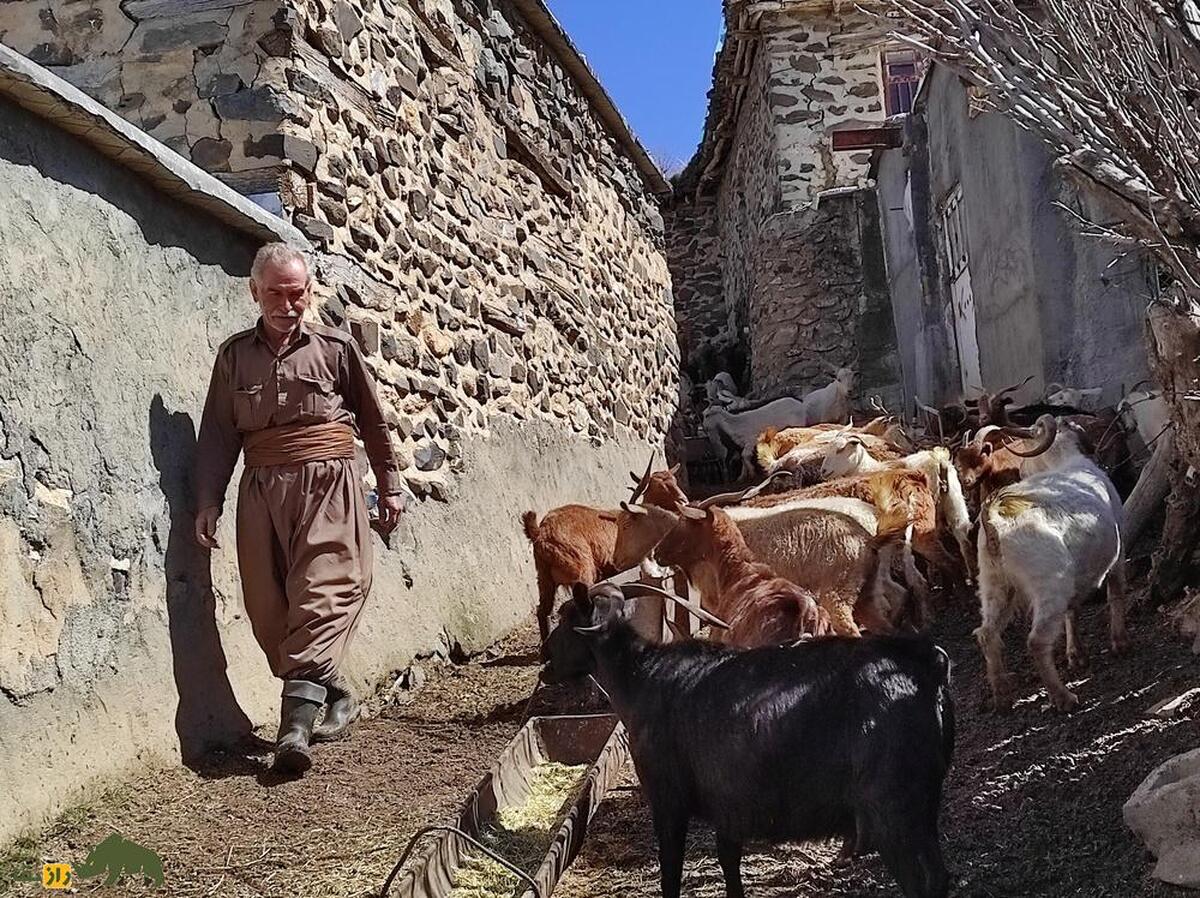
[{"xmin": 194, "ymin": 243, "xmax": 404, "ymax": 775}]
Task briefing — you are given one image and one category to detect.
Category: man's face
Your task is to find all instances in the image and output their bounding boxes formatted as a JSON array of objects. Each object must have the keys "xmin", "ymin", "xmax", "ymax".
[{"xmin": 251, "ymin": 258, "xmax": 312, "ymax": 340}]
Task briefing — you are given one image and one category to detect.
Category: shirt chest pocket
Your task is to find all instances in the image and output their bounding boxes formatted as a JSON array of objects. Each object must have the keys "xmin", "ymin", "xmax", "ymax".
[
  {"xmin": 293, "ymin": 373, "xmax": 337, "ymax": 421},
  {"xmin": 232, "ymin": 383, "xmax": 268, "ymax": 431}
]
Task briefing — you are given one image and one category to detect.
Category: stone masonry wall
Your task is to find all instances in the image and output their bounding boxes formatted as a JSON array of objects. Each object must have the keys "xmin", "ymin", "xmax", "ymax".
[
  {"xmin": 664, "ymin": 197, "xmax": 732, "ymax": 385},
  {"xmin": 0, "ymin": 0, "xmax": 680, "ymax": 495},
  {"xmin": 283, "ymin": 0, "xmax": 677, "ymax": 474},
  {"xmin": 749, "ymin": 191, "xmax": 903, "ymax": 404},
  {"xmin": 0, "ymin": 0, "xmax": 296, "ymax": 194},
  {"xmin": 713, "ymin": 41, "xmax": 780, "ymax": 389},
  {"xmin": 766, "ymin": 8, "xmax": 891, "ymax": 207}
]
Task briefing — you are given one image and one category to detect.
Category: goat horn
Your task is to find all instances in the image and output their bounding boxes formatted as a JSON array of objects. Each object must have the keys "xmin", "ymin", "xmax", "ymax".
[
  {"xmin": 628, "ymin": 453, "xmax": 655, "ymax": 502},
  {"xmin": 696, "ymin": 470, "xmax": 792, "ymax": 509},
  {"xmin": 995, "ymin": 374, "xmax": 1035, "ymax": 399},
  {"xmin": 573, "ymin": 624, "xmax": 604, "ymax": 635},
  {"xmin": 619, "ymin": 582, "xmax": 730, "ymax": 630},
  {"xmin": 619, "ymin": 500, "xmax": 648, "ymax": 516},
  {"xmin": 1002, "ymin": 414, "xmax": 1058, "ymax": 457},
  {"xmin": 971, "ymin": 425, "xmax": 1003, "ymax": 447}
]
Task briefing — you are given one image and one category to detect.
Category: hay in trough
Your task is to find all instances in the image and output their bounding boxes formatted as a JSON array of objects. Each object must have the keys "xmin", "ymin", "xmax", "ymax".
[{"xmin": 448, "ymin": 762, "xmax": 588, "ymax": 898}]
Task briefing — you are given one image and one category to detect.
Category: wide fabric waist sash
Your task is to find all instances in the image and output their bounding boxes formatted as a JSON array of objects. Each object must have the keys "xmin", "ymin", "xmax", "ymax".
[{"xmin": 243, "ymin": 422, "xmax": 356, "ymax": 468}]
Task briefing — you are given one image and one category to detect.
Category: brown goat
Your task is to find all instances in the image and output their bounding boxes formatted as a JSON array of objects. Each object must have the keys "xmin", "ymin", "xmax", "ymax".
[
  {"xmin": 619, "ymin": 468, "xmax": 910, "ymax": 634},
  {"xmin": 652, "ymin": 505, "xmax": 836, "ymax": 647},
  {"xmin": 747, "ymin": 469, "xmax": 953, "ymax": 627},
  {"xmin": 521, "ymin": 458, "xmax": 682, "ymax": 642}
]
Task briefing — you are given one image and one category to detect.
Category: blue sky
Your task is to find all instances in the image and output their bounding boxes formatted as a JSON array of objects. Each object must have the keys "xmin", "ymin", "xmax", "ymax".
[{"xmin": 545, "ymin": 0, "xmax": 725, "ymax": 174}]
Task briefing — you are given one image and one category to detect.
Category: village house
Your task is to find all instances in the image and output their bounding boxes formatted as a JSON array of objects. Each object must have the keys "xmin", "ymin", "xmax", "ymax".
[
  {"xmin": 872, "ymin": 62, "xmax": 1154, "ymax": 411},
  {"xmin": 667, "ymin": 0, "xmax": 1152, "ymax": 439},
  {"xmin": 666, "ymin": 0, "xmax": 915, "ymax": 422}
]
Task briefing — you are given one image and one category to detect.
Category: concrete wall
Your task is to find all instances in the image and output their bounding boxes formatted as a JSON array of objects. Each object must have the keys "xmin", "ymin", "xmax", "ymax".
[
  {"xmin": 0, "ymin": 91, "xmax": 661, "ymax": 842},
  {"xmin": 878, "ymin": 66, "xmax": 1153, "ymax": 409}
]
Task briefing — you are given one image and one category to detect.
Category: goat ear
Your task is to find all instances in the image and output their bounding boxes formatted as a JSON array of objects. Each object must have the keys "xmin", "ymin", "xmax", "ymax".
[
  {"xmin": 980, "ymin": 443, "xmax": 993, "ymax": 457},
  {"xmin": 571, "ymin": 582, "xmax": 592, "ymax": 606},
  {"xmin": 598, "ymin": 512, "xmax": 617, "ymax": 522}
]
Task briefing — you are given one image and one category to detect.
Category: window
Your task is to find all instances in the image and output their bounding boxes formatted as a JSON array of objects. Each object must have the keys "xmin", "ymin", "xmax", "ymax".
[{"xmin": 882, "ymin": 48, "xmax": 922, "ymax": 116}]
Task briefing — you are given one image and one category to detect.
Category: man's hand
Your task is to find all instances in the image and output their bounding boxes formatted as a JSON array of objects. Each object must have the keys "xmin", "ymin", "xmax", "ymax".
[
  {"xmin": 195, "ymin": 506, "xmax": 222, "ymax": 550},
  {"xmin": 377, "ymin": 494, "xmax": 405, "ymax": 534}
]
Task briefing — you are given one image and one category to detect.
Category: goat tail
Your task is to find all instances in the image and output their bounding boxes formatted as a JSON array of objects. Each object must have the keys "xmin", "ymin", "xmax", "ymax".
[
  {"xmin": 521, "ymin": 510, "xmax": 540, "ymax": 542},
  {"xmin": 756, "ymin": 427, "xmax": 781, "ymax": 470}
]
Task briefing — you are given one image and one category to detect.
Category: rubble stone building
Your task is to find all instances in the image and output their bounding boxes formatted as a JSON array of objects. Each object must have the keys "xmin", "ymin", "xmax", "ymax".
[
  {"xmin": 0, "ymin": 0, "xmax": 678, "ymax": 839},
  {"xmin": 667, "ymin": 0, "xmax": 909, "ymax": 414},
  {"xmin": 0, "ymin": 0, "xmax": 679, "ymax": 477}
]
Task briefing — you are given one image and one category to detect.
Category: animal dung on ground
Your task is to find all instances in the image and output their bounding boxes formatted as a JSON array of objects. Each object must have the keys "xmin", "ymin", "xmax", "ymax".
[{"xmin": 448, "ymin": 762, "xmax": 588, "ymax": 898}]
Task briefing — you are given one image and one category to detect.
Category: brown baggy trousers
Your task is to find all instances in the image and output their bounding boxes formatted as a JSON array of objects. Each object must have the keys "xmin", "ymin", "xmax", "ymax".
[{"xmin": 235, "ymin": 458, "xmax": 372, "ymax": 684}]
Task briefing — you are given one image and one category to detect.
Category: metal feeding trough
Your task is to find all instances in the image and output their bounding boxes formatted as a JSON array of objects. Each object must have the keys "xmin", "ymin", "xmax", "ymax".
[{"xmin": 381, "ymin": 714, "xmax": 630, "ymax": 898}]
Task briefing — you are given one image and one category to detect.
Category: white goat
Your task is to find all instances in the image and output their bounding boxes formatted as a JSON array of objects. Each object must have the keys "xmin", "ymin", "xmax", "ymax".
[
  {"xmin": 705, "ymin": 372, "xmax": 742, "ymax": 408},
  {"xmin": 821, "ymin": 438, "xmax": 974, "ymax": 575},
  {"xmin": 973, "ymin": 416, "xmax": 1128, "ymax": 712},
  {"xmin": 1117, "ymin": 387, "xmax": 1171, "ymax": 455},
  {"xmin": 801, "ymin": 367, "xmax": 856, "ymax": 425},
  {"xmin": 1045, "ymin": 383, "xmax": 1103, "ymax": 410},
  {"xmin": 702, "ymin": 399, "xmax": 810, "ymax": 480}
]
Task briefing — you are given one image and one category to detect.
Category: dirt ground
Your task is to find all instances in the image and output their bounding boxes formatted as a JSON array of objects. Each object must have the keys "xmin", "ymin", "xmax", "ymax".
[
  {"xmin": 2, "ymin": 599, "xmax": 1198, "ymax": 898},
  {"xmin": 558, "ymin": 597, "xmax": 1200, "ymax": 898}
]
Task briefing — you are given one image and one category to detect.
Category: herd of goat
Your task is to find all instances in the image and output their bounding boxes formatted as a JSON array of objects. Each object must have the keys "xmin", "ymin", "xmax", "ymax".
[{"xmin": 523, "ymin": 369, "xmax": 1169, "ymax": 898}]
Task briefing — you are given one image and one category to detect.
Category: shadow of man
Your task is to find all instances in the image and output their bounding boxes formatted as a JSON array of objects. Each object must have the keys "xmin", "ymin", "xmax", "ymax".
[{"xmin": 149, "ymin": 394, "xmax": 257, "ymax": 768}]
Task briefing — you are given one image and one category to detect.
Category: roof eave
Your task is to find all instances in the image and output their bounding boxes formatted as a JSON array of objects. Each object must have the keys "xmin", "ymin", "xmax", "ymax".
[{"xmin": 509, "ymin": 0, "xmax": 673, "ymax": 199}]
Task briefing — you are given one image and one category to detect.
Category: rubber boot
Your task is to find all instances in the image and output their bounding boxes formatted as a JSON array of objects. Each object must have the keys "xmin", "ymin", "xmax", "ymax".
[
  {"xmin": 272, "ymin": 679, "xmax": 326, "ymax": 775},
  {"xmin": 312, "ymin": 671, "xmax": 359, "ymax": 743}
]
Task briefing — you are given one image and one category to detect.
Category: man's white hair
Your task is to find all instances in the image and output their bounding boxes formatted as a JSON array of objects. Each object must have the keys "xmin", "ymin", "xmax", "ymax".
[{"xmin": 250, "ymin": 242, "xmax": 310, "ymax": 282}]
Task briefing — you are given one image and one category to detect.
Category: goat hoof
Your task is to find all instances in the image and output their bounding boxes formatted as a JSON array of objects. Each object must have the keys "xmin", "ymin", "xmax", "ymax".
[{"xmin": 1050, "ymin": 690, "xmax": 1079, "ymax": 712}]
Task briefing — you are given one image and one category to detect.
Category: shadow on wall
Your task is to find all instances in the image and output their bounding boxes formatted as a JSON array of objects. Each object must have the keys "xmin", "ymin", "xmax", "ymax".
[
  {"xmin": 148, "ymin": 395, "xmax": 254, "ymax": 767},
  {"xmin": 0, "ymin": 99, "xmax": 254, "ymax": 276}
]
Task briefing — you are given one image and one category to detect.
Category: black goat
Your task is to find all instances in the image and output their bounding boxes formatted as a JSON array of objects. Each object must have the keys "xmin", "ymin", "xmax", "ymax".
[{"xmin": 541, "ymin": 582, "xmax": 955, "ymax": 898}]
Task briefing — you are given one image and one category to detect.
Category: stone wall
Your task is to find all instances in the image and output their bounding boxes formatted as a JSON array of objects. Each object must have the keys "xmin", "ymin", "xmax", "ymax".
[
  {"xmin": 285, "ymin": 0, "xmax": 678, "ymax": 470},
  {"xmin": 664, "ymin": 197, "xmax": 735, "ymax": 388},
  {"xmin": 765, "ymin": 7, "xmax": 890, "ymax": 206},
  {"xmin": 713, "ymin": 43, "xmax": 780, "ymax": 372},
  {"xmin": 748, "ymin": 191, "xmax": 902, "ymax": 404},
  {"xmin": 0, "ymin": 73, "xmax": 668, "ymax": 842},
  {"xmin": 0, "ymin": 0, "xmax": 679, "ymax": 483},
  {"xmin": 0, "ymin": 0, "xmax": 295, "ymax": 195}
]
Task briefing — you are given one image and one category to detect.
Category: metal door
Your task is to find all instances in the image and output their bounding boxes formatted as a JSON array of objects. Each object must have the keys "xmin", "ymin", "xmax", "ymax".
[{"xmin": 941, "ymin": 184, "xmax": 983, "ymax": 395}]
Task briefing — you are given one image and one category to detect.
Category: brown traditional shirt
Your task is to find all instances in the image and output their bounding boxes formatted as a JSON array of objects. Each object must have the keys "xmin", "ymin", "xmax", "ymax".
[{"xmin": 194, "ymin": 319, "xmax": 402, "ymax": 511}]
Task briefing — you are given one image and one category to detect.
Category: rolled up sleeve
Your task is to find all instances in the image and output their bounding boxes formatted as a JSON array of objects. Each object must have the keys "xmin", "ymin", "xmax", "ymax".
[
  {"xmin": 342, "ymin": 339, "xmax": 403, "ymax": 495},
  {"xmin": 193, "ymin": 349, "xmax": 242, "ymax": 512}
]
